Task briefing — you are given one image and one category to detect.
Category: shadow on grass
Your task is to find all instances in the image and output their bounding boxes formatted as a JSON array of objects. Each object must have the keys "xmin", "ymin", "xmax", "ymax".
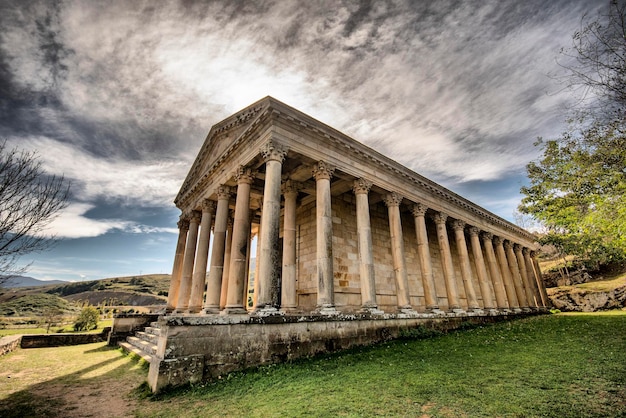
[{"xmin": 0, "ymin": 345, "xmax": 147, "ymax": 418}]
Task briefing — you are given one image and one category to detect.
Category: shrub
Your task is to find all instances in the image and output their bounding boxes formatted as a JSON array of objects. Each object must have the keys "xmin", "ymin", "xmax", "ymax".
[{"xmin": 73, "ymin": 306, "xmax": 99, "ymax": 331}]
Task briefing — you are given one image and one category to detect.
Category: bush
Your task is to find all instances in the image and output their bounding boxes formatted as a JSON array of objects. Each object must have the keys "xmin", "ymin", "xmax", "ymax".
[{"xmin": 73, "ymin": 306, "xmax": 99, "ymax": 331}]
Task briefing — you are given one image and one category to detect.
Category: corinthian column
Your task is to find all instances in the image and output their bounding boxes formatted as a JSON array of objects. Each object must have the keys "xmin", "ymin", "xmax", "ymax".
[
  {"xmin": 433, "ymin": 212, "xmax": 462, "ymax": 312},
  {"xmin": 504, "ymin": 240, "xmax": 528, "ymax": 309},
  {"xmin": 515, "ymin": 244, "xmax": 536, "ymax": 309},
  {"xmin": 224, "ymin": 166, "xmax": 255, "ymax": 314},
  {"xmin": 203, "ymin": 186, "xmax": 231, "ymax": 313},
  {"xmin": 281, "ymin": 180, "xmax": 301, "ymax": 311},
  {"xmin": 175, "ymin": 210, "xmax": 201, "ymax": 312},
  {"xmin": 531, "ymin": 250, "xmax": 550, "ymax": 307},
  {"xmin": 468, "ymin": 227, "xmax": 495, "ymax": 310},
  {"xmin": 481, "ymin": 232, "xmax": 508, "ymax": 309},
  {"xmin": 452, "ymin": 220, "xmax": 480, "ymax": 311},
  {"xmin": 384, "ymin": 192, "xmax": 413, "ymax": 313},
  {"xmin": 523, "ymin": 247, "xmax": 541, "ymax": 307},
  {"xmin": 353, "ymin": 178, "xmax": 380, "ymax": 313},
  {"xmin": 255, "ymin": 142, "xmax": 287, "ymax": 314},
  {"xmin": 494, "ymin": 236, "xmax": 519, "ymax": 310},
  {"xmin": 219, "ymin": 212, "xmax": 234, "ymax": 310},
  {"xmin": 188, "ymin": 200, "xmax": 215, "ymax": 313},
  {"xmin": 313, "ymin": 161, "xmax": 336, "ymax": 313},
  {"xmin": 411, "ymin": 203, "xmax": 440, "ymax": 312},
  {"xmin": 166, "ymin": 216, "xmax": 189, "ymax": 313}
]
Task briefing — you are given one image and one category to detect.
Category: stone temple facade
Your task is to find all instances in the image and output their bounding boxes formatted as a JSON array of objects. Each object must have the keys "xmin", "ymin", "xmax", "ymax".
[{"xmin": 133, "ymin": 97, "xmax": 549, "ymax": 391}]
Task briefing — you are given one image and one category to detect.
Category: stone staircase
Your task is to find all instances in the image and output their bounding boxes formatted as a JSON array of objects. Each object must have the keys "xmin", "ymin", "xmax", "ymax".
[{"xmin": 118, "ymin": 321, "xmax": 161, "ymax": 363}]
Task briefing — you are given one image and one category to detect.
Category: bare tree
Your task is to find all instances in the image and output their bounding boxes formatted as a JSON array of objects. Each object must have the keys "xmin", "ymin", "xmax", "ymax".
[
  {"xmin": 0, "ymin": 141, "xmax": 70, "ymax": 281},
  {"xmin": 558, "ymin": 0, "xmax": 626, "ymax": 118}
]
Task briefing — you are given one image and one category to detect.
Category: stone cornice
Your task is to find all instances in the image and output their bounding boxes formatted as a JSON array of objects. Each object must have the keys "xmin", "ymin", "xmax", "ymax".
[{"xmin": 175, "ymin": 96, "xmax": 536, "ymax": 244}]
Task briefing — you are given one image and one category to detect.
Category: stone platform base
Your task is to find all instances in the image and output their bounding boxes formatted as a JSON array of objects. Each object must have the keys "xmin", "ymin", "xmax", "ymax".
[{"xmin": 147, "ymin": 310, "xmax": 545, "ymax": 392}]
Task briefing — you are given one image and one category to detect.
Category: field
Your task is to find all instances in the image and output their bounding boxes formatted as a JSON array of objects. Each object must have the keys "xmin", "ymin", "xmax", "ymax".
[{"xmin": 1, "ymin": 312, "xmax": 625, "ymax": 417}]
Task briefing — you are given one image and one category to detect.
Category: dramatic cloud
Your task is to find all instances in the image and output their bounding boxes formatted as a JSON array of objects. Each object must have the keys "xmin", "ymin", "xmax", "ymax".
[{"xmin": 0, "ymin": 0, "xmax": 607, "ymax": 279}]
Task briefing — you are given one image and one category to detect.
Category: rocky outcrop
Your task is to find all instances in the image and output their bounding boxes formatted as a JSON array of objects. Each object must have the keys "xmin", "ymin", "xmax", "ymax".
[{"xmin": 548, "ymin": 286, "xmax": 626, "ymax": 312}]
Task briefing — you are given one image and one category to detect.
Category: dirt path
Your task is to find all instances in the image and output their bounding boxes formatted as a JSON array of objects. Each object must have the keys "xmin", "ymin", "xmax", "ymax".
[{"xmin": 0, "ymin": 342, "xmax": 147, "ymax": 417}]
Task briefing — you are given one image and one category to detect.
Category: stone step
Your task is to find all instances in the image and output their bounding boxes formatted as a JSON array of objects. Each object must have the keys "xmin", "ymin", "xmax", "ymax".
[
  {"xmin": 119, "ymin": 341, "xmax": 152, "ymax": 363},
  {"xmin": 136, "ymin": 330, "xmax": 159, "ymax": 345},
  {"xmin": 144, "ymin": 326, "xmax": 162, "ymax": 337},
  {"xmin": 150, "ymin": 322, "xmax": 160, "ymax": 328},
  {"xmin": 127, "ymin": 335, "xmax": 158, "ymax": 355}
]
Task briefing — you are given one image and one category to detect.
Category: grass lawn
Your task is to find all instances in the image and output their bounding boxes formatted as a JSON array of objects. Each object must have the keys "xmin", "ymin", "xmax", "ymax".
[
  {"xmin": 0, "ymin": 318, "xmax": 113, "ymax": 337},
  {"xmin": 1, "ymin": 312, "xmax": 625, "ymax": 417}
]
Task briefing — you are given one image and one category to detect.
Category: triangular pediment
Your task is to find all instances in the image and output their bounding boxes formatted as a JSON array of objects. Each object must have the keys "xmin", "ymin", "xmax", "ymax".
[{"xmin": 175, "ymin": 97, "xmax": 273, "ymax": 205}]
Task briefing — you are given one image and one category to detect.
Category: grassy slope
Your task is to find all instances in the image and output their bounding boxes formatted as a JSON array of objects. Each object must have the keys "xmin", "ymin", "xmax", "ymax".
[
  {"xmin": 137, "ymin": 313, "xmax": 626, "ymax": 418},
  {"xmin": 1, "ymin": 313, "xmax": 624, "ymax": 417}
]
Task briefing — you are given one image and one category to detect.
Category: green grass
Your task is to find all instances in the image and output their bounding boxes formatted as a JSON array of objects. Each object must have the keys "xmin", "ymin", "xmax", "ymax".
[
  {"xmin": 1, "ymin": 313, "xmax": 624, "ymax": 417},
  {"xmin": 138, "ymin": 313, "xmax": 626, "ymax": 418},
  {"xmin": 0, "ymin": 319, "xmax": 113, "ymax": 337}
]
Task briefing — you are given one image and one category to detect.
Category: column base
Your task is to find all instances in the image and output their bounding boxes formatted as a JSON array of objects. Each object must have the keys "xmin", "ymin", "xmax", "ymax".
[
  {"xmin": 222, "ymin": 306, "xmax": 248, "ymax": 315},
  {"xmin": 451, "ymin": 308, "xmax": 467, "ymax": 315},
  {"xmin": 358, "ymin": 307, "xmax": 385, "ymax": 316},
  {"xmin": 468, "ymin": 308, "xmax": 484, "ymax": 316},
  {"xmin": 397, "ymin": 307, "xmax": 419, "ymax": 317},
  {"xmin": 187, "ymin": 306, "xmax": 202, "ymax": 314},
  {"xmin": 428, "ymin": 308, "xmax": 446, "ymax": 316},
  {"xmin": 487, "ymin": 308, "xmax": 500, "ymax": 316},
  {"xmin": 512, "ymin": 308, "xmax": 523, "ymax": 314},
  {"xmin": 316, "ymin": 306, "xmax": 339, "ymax": 316},
  {"xmin": 521, "ymin": 307, "xmax": 533, "ymax": 313},
  {"xmin": 201, "ymin": 307, "xmax": 220, "ymax": 314},
  {"xmin": 252, "ymin": 306, "xmax": 284, "ymax": 317}
]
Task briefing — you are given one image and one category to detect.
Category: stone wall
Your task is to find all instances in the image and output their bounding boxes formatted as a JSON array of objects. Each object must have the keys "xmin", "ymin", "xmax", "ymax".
[
  {"xmin": 0, "ymin": 335, "xmax": 21, "ymax": 356},
  {"xmin": 20, "ymin": 329, "xmax": 110, "ymax": 348},
  {"xmin": 148, "ymin": 312, "xmax": 527, "ymax": 393}
]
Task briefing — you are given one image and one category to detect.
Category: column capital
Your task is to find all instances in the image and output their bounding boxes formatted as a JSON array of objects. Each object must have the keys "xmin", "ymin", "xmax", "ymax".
[
  {"xmin": 177, "ymin": 217, "xmax": 190, "ymax": 231},
  {"xmin": 202, "ymin": 199, "xmax": 216, "ymax": 213},
  {"xmin": 522, "ymin": 247, "xmax": 530, "ymax": 256},
  {"xmin": 451, "ymin": 219, "xmax": 466, "ymax": 232},
  {"xmin": 352, "ymin": 178, "xmax": 372, "ymax": 195},
  {"xmin": 513, "ymin": 243, "xmax": 522, "ymax": 252},
  {"xmin": 234, "ymin": 165, "xmax": 256, "ymax": 184},
  {"xmin": 530, "ymin": 250, "xmax": 537, "ymax": 258},
  {"xmin": 312, "ymin": 161, "xmax": 334, "ymax": 181},
  {"xmin": 468, "ymin": 226, "xmax": 480, "ymax": 237},
  {"xmin": 189, "ymin": 210, "xmax": 202, "ymax": 224},
  {"xmin": 411, "ymin": 203, "xmax": 428, "ymax": 217},
  {"xmin": 260, "ymin": 141, "xmax": 287, "ymax": 163},
  {"xmin": 503, "ymin": 240, "xmax": 513, "ymax": 250},
  {"xmin": 216, "ymin": 185, "xmax": 231, "ymax": 200},
  {"xmin": 282, "ymin": 179, "xmax": 302, "ymax": 197},
  {"xmin": 383, "ymin": 192, "xmax": 403, "ymax": 207},
  {"xmin": 481, "ymin": 231, "xmax": 493, "ymax": 242},
  {"xmin": 493, "ymin": 235, "xmax": 503, "ymax": 246},
  {"xmin": 432, "ymin": 211, "xmax": 448, "ymax": 225}
]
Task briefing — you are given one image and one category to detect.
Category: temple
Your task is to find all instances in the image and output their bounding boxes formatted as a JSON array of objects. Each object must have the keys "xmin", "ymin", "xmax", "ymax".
[{"xmin": 112, "ymin": 97, "xmax": 549, "ymax": 392}]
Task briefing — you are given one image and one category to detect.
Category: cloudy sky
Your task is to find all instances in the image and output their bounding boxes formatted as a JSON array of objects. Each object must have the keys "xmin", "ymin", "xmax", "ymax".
[{"xmin": 1, "ymin": 0, "xmax": 606, "ymax": 282}]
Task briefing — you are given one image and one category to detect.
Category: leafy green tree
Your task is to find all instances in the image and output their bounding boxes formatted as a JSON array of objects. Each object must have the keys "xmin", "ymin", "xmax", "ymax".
[
  {"xmin": 520, "ymin": 2, "xmax": 626, "ymax": 268},
  {"xmin": 73, "ymin": 305, "xmax": 99, "ymax": 331}
]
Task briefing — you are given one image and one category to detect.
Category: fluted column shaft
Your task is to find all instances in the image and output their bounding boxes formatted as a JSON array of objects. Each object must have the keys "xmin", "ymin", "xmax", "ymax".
[
  {"xmin": 515, "ymin": 244, "xmax": 536, "ymax": 308},
  {"xmin": 203, "ymin": 186, "xmax": 231, "ymax": 313},
  {"xmin": 354, "ymin": 179, "xmax": 378, "ymax": 310},
  {"xmin": 468, "ymin": 227, "xmax": 494, "ymax": 309},
  {"xmin": 256, "ymin": 142, "xmax": 287, "ymax": 311},
  {"xmin": 433, "ymin": 212, "xmax": 461, "ymax": 310},
  {"xmin": 531, "ymin": 251, "xmax": 550, "ymax": 307},
  {"xmin": 412, "ymin": 204, "xmax": 439, "ymax": 310},
  {"xmin": 482, "ymin": 233, "xmax": 508, "ymax": 309},
  {"xmin": 176, "ymin": 211, "xmax": 201, "ymax": 312},
  {"xmin": 384, "ymin": 192, "xmax": 411, "ymax": 309},
  {"xmin": 188, "ymin": 200, "xmax": 215, "ymax": 313},
  {"xmin": 494, "ymin": 237, "xmax": 519, "ymax": 308},
  {"xmin": 452, "ymin": 220, "xmax": 479, "ymax": 310},
  {"xmin": 281, "ymin": 181, "xmax": 300, "ymax": 310},
  {"xmin": 313, "ymin": 161, "xmax": 335, "ymax": 309},
  {"xmin": 166, "ymin": 217, "xmax": 189, "ymax": 312},
  {"xmin": 225, "ymin": 167, "xmax": 255, "ymax": 313},
  {"xmin": 522, "ymin": 247, "xmax": 541, "ymax": 307},
  {"xmin": 505, "ymin": 241, "xmax": 528, "ymax": 308},
  {"xmin": 219, "ymin": 213, "xmax": 234, "ymax": 310}
]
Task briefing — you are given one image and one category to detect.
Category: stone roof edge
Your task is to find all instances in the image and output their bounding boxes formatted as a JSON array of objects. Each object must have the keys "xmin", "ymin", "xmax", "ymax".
[
  {"xmin": 174, "ymin": 97, "xmax": 274, "ymax": 205},
  {"xmin": 266, "ymin": 98, "xmax": 536, "ymax": 243}
]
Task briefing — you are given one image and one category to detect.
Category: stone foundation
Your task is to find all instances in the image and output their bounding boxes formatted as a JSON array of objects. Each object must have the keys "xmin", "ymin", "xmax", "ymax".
[{"xmin": 148, "ymin": 310, "xmax": 542, "ymax": 392}]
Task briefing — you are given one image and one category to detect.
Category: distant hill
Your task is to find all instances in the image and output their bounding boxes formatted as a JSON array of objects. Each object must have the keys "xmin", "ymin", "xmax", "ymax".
[{"xmin": 0, "ymin": 276, "xmax": 69, "ymax": 288}]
